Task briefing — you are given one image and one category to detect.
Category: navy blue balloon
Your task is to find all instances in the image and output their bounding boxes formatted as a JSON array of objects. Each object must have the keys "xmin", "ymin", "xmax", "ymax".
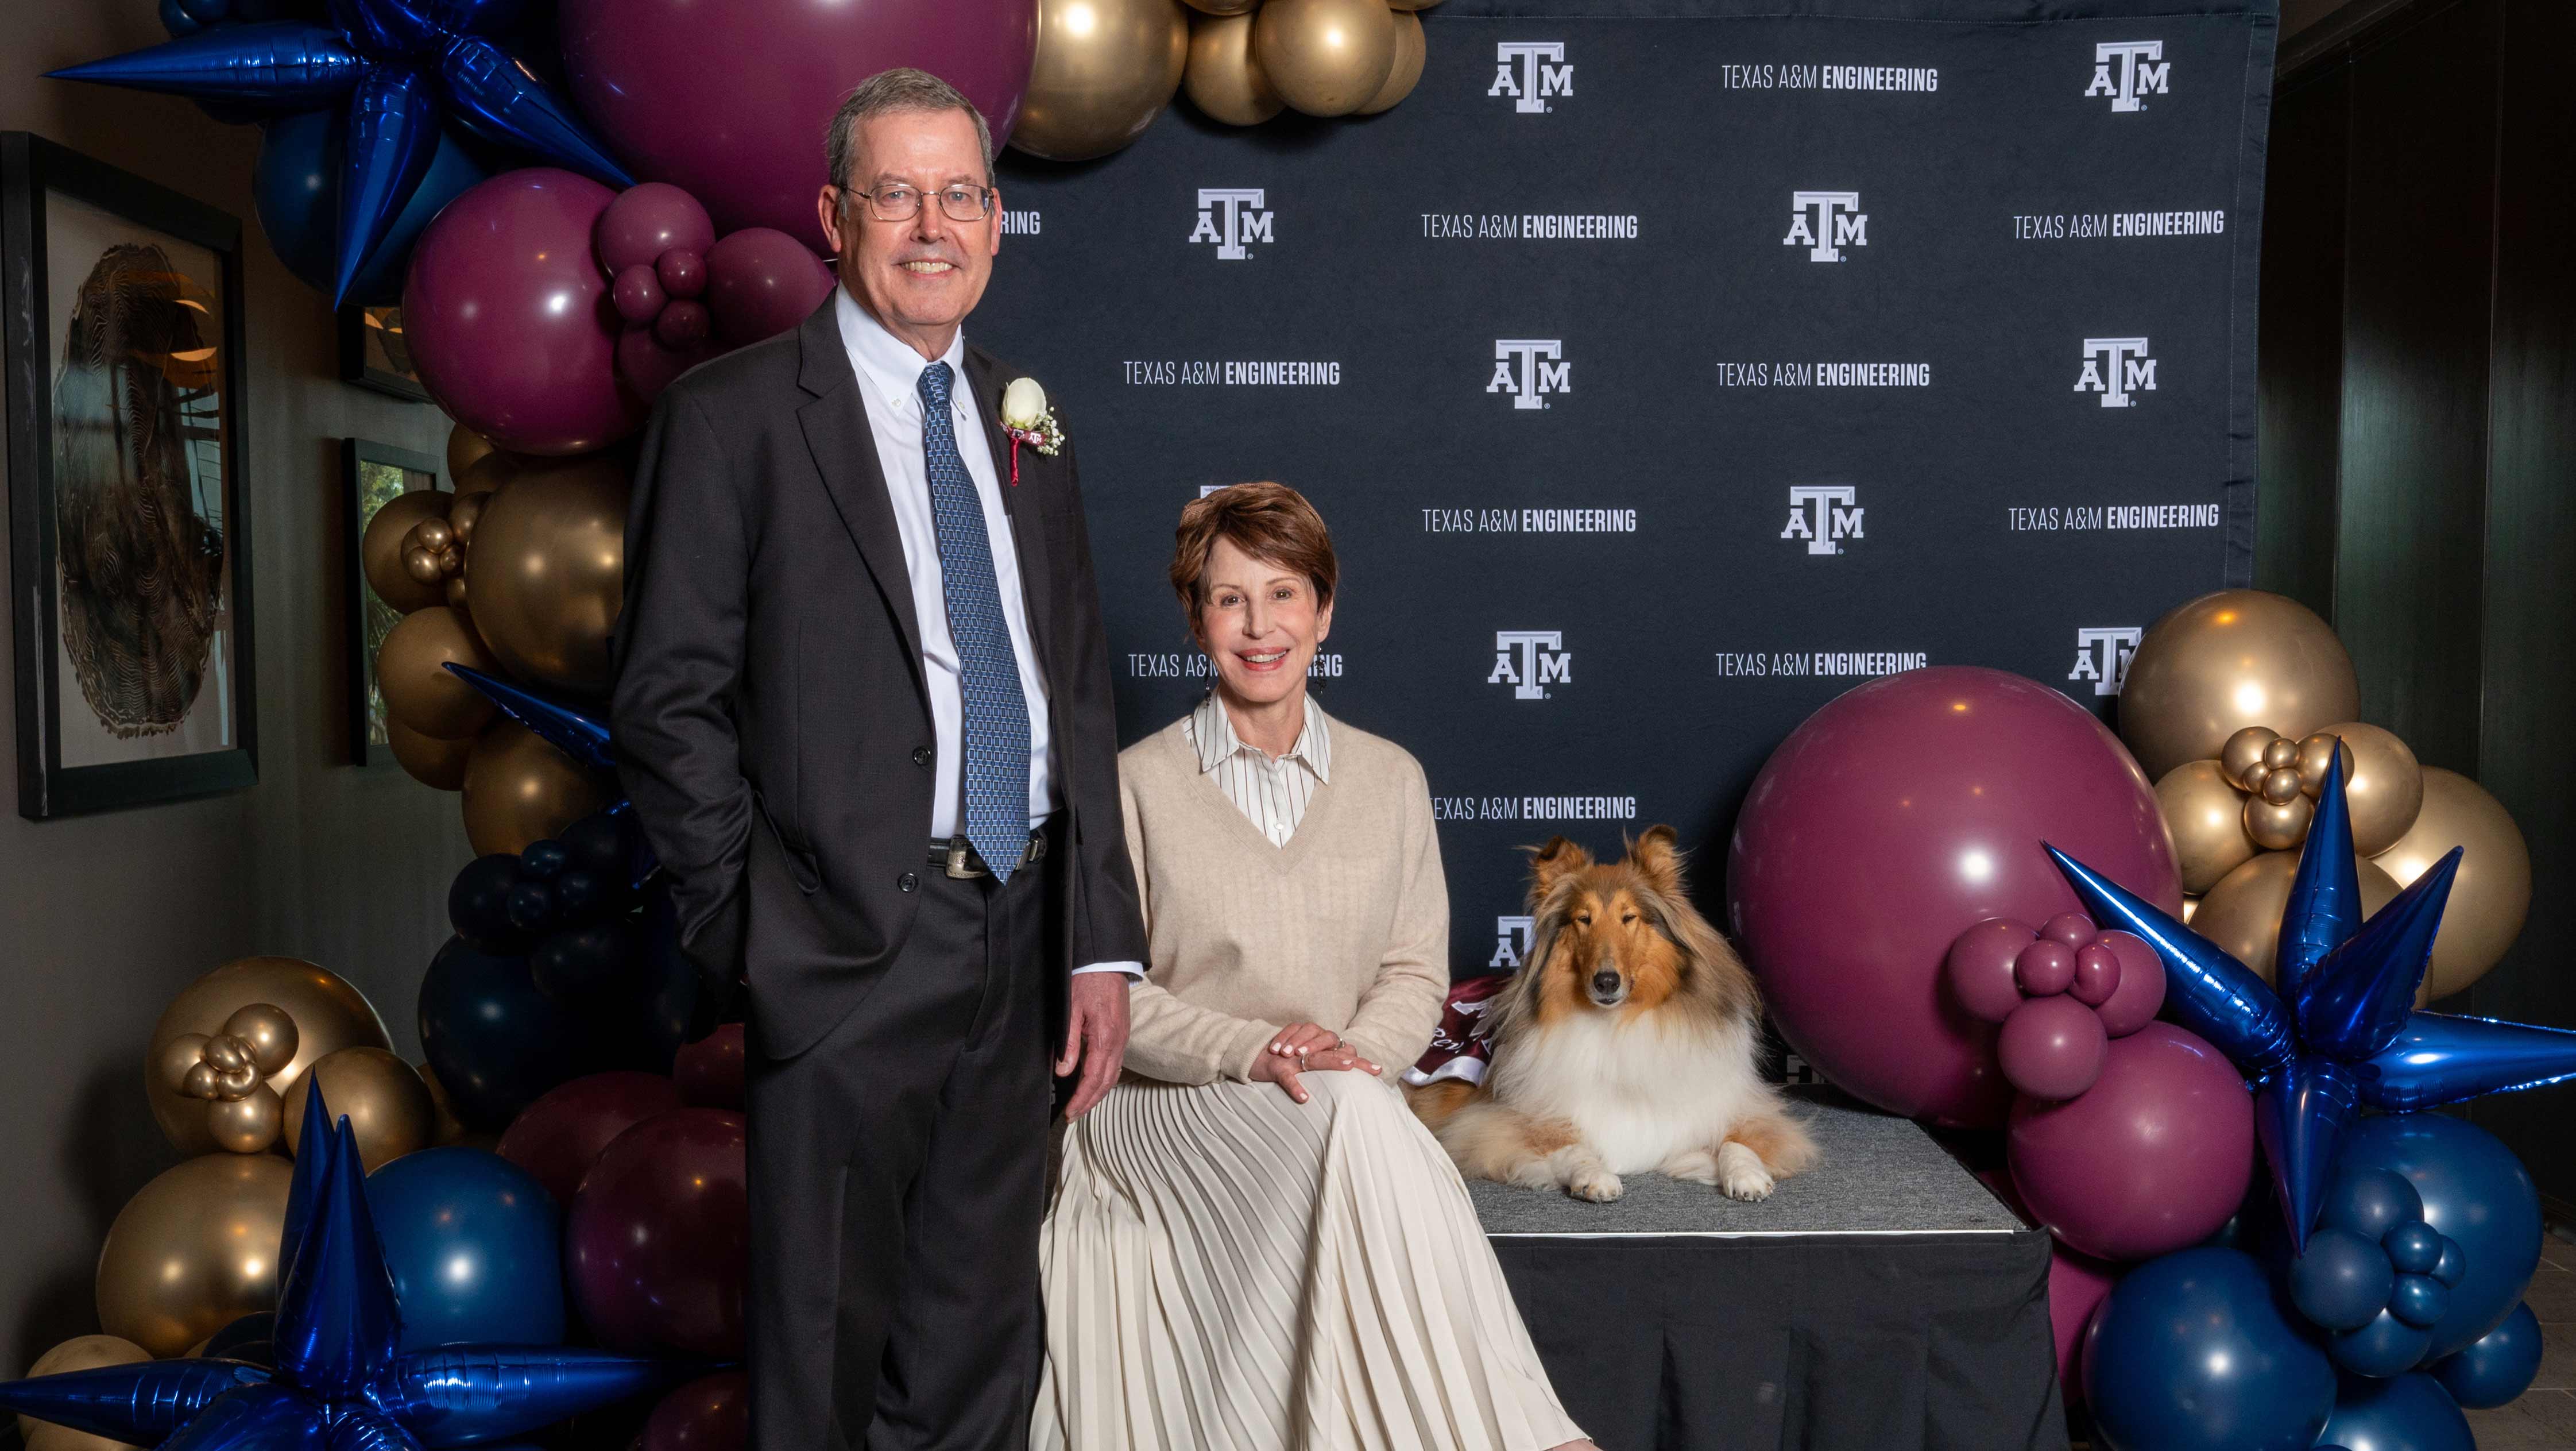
[
  {"xmin": 520, "ymin": 840, "xmax": 570, "ymax": 880},
  {"xmin": 559, "ymin": 814, "xmax": 630, "ymax": 878},
  {"xmin": 2083, "ymin": 1247, "xmax": 2335, "ymax": 1451},
  {"xmin": 2431, "ymin": 1238, "xmax": 2466, "ymax": 1290},
  {"xmin": 2388, "ymin": 1274, "xmax": 2449, "ymax": 1330},
  {"xmin": 253, "ymin": 108, "xmax": 489, "ymax": 305},
  {"xmin": 366, "ymin": 1147, "xmax": 565, "ymax": 1350},
  {"xmin": 2315, "ymin": 1372, "xmax": 2473, "ymax": 1451},
  {"xmin": 2428, "ymin": 1301, "xmax": 2542, "ymax": 1409},
  {"xmin": 2323, "ymin": 1169, "xmax": 2425, "ymax": 1245},
  {"xmin": 2293, "ymin": 1229, "xmax": 2397, "ymax": 1333},
  {"xmin": 449, "ymin": 854, "xmax": 532, "ymax": 955},
  {"xmin": 2332, "ymin": 1310, "xmax": 2434, "ymax": 1378},
  {"xmin": 2384, "ymin": 1221, "xmax": 2443, "ymax": 1276},
  {"xmin": 506, "ymin": 881, "xmax": 559, "ymax": 933},
  {"xmin": 530, "ymin": 921, "xmax": 632, "ymax": 1001},
  {"xmin": 418, "ymin": 936, "xmax": 594, "ymax": 1130},
  {"xmin": 2341, "ymin": 1113, "xmax": 2542, "ymax": 1359}
]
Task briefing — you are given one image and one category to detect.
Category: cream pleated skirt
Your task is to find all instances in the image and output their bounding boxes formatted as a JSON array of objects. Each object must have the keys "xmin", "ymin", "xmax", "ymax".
[{"xmin": 1031, "ymin": 1070, "xmax": 1585, "ymax": 1451}]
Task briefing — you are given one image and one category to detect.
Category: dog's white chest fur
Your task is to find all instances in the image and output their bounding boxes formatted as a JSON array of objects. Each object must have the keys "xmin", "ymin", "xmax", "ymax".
[{"xmin": 1491, "ymin": 1011, "xmax": 1770, "ymax": 1175}]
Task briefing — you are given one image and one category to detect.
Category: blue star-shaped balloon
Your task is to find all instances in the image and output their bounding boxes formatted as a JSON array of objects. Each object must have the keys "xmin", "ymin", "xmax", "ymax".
[
  {"xmin": 0, "ymin": 1086, "xmax": 679, "ymax": 1450},
  {"xmin": 2049, "ymin": 740, "xmax": 2576, "ymax": 1250},
  {"xmin": 48, "ymin": 0, "xmax": 631, "ymax": 304}
]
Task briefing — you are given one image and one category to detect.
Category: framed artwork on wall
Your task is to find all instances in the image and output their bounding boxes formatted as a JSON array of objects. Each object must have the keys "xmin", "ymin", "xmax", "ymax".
[
  {"xmin": 3, "ymin": 132, "xmax": 256, "ymax": 819},
  {"xmin": 342, "ymin": 438, "xmax": 446, "ymax": 765},
  {"xmin": 339, "ymin": 303, "xmax": 431, "ymax": 402}
]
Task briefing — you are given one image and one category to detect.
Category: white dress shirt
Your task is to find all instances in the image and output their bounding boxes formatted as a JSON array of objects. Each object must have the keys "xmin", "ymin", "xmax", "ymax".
[
  {"xmin": 1185, "ymin": 691, "xmax": 1332, "ymax": 846},
  {"xmin": 834, "ymin": 287, "xmax": 1135, "ymax": 979}
]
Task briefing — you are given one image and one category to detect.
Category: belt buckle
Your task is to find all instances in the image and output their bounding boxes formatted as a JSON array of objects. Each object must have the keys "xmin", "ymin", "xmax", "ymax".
[{"xmin": 943, "ymin": 837, "xmax": 980, "ymax": 879}]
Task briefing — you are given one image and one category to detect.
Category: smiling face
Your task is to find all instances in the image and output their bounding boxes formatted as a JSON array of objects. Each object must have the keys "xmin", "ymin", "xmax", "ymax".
[
  {"xmin": 815, "ymin": 106, "xmax": 999, "ymax": 358},
  {"xmin": 1192, "ymin": 534, "xmax": 1333, "ymax": 714}
]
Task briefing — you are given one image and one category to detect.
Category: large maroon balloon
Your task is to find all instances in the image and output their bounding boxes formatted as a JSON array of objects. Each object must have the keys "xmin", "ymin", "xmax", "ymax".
[
  {"xmin": 558, "ymin": 0, "xmax": 1038, "ymax": 243},
  {"xmin": 567, "ymin": 1108, "xmax": 747, "ymax": 1357},
  {"xmin": 497, "ymin": 1071, "xmax": 686, "ymax": 1207},
  {"xmin": 404, "ymin": 169, "xmax": 647, "ymax": 456},
  {"xmin": 2049, "ymin": 1247, "xmax": 2118, "ymax": 1411},
  {"xmin": 1727, "ymin": 667, "xmax": 2181, "ymax": 1126},
  {"xmin": 2008, "ymin": 1024, "xmax": 2255, "ymax": 1261},
  {"xmin": 672, "ymin": 1024, "xmax": 745, "ymax": 1111},
  {"xmin": 642, "ymin": 1372, "xmax": 745, "ymax": 1451},
  {"xmin": 705, "ymin": 229, "xmax": 835, "ymax": 348}
]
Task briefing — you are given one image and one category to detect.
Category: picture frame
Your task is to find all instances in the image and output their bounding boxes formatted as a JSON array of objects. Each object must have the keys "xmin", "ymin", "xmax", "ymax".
[
  {"xmin": 339, "ymin": 302, "xmax": 432, "ymax": 402},
  {"xmin": 342, "ymin": 438, "xmax": 447, "ymax": 766},
  {"xmin": 3, "ymin": 132, "xmax": 256, "ymax": 819}
]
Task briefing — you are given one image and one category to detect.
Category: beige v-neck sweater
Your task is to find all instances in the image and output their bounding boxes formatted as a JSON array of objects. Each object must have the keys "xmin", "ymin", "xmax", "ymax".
[{"xmin": 1117, "ymin": 709, "xmax": 1451, "ymax": 1086}]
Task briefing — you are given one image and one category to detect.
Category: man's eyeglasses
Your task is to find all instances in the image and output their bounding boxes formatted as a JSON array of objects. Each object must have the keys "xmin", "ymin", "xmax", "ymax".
[{"xmin": 847, "ymin": 183, "xmax": 996, "ymax": 223}]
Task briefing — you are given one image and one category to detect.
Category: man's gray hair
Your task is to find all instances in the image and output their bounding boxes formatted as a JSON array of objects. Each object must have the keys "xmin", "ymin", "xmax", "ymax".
[{"xmin": 824, "ymin": 68, "xmax": 996, "ymax": 206}]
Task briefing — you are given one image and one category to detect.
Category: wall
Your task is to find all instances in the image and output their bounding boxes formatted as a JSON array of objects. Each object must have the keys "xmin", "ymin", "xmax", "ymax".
[
  {"xmin": 2258, "ymin": 0, "xmax": 2576, "ymax": 1208},
  {"xmin": 0, "ymin": 5, "xmax": 467, "ymax": 1374}
]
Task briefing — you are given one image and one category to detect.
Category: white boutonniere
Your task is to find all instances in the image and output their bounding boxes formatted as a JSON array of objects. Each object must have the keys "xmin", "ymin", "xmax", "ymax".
[{"xmin": 999, "ymin": 377, "xmax": 1062, "ymax": 484}]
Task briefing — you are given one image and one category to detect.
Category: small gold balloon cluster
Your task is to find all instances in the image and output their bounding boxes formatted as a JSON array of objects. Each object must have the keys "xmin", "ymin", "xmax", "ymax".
[
  {"xmin": 1010, "ymin": 0, "xmax": 1434, "ymax": 163},
  {"xmin": 394, "ymin": 491, "xmax": 493, "ymax": 613},
  {"xmin": 2219, "ymin": 725, "xmax": 2355, "ymax": 852},
  {"xmin": 160, "ymin": 1003, "xmax": 300, "ymax": 1154}
]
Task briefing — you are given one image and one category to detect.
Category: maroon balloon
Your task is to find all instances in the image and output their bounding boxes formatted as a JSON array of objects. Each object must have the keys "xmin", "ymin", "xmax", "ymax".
[
  {"xmin": 497, "ymin": 1071, "xmax": 686, "ymax": 1207},
  {"xmin": 2049, "ymin": 1245, "xmax": 2119, "ymax": 1411},
  {"xmin": 615, "ymin": 327, "xmax": 712, "ymax": 403},
  {"xmin": 2070, "ymin": 941, "xmax": 2123, "ymax": 1006},
  {"xmin": 705, "ymin": 228, "xmax": 836, "ymax": 346},
  {"xmin": 1727, "ymin": 667, "xmax": 2182, "ymax": 1126},
  {"xmin": 2014, "ymin": 939, "xmax": 2078, "ymax": 997},
  {"xmin": 558, "ymin": 0, "xmax": 1038, "ymax": 241},
  {"xmin": 641, "ymin": 1372, "xmax": 744, "ymax": 1451},
  {"xmin": 673, "ymin": 1024, "xmax": 746, "ymax": 1110},
  {"xmin": 1945, "ymin": 918, "xmax": 2034, "ymax": 1025},
  {"xmin": 596, "ymin": 182, "xmax": 715, "ymax": 275},
  {"xmin": 1998, "ymin": 995, "xmax": 2109, "ymax": 1101},
  {"xmin": 655, "ymin": 250, "xmax": 705, "ymax": 302},
  {"xmin": 654, "ymin": 300, "xmax": 711, "ymax": 349},
  {"xmin": 2040, "ymin": 912, "xmax": 2097, "ymax": 948},
  {"xmin": 567, "ymin": 1108, "xmax": 748, "ymax": 1357},
  {"xmin": 405, "ymin": 169, "xmax": 646, "ymax": 456},
  {"xmin": 2092, "ymin": 931, "xmax": 2167, "ymax": 1037},
  {"xmin": 2008, "ymin": 1023, "xmax": 2254, "ymax": 1261},
  {"xmin": 612, "ymin": 265, "xmax": 667, "ymax": 325}
]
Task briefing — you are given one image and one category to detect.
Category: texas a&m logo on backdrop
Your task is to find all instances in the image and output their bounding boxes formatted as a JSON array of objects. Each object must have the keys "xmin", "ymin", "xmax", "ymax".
[
  {"xmin": 2068, "ymin": 627, "xmax": 2142, "ymax": 696},
  {"xmin": 1487, "ymin": 339, "xmax": 1569, "ymax": 408},
  {"xmin": 2076, "ymin": 337, "xmax": 2157, "ymax": 407},
  {"xmin": 1490, "ymin": 632, "xmax": 1572, "ymax": 700},
  {"xmin": 1785, "ymin": 191, "xmax": 1866, "ymax": 261},
  {"xmin": 2086, "ymin": 41, "xmax": 2168, "ymax": 112},
  {"xmin": 1490, "ymin": 43, "xmax": 1572, "ymax": 112},
  {"xmin": 1190, "ymin": 188, "xmax": 1271, "ymax": 261},
  {"xmin": 1781, "ymin": 486, "xmax": 1863, "ymax": 555}
]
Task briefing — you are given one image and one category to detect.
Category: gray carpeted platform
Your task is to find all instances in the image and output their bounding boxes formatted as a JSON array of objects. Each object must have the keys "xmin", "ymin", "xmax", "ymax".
[{"xmin": 1467, "ymin": 1090, "xmax": 2023, "ymax": 1237}]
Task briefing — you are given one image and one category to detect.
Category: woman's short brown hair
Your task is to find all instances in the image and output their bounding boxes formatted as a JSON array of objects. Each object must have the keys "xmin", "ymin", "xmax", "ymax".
[{"xmin": 1169, "ymin": 482, "xmax": 1339, "ymax": 620}]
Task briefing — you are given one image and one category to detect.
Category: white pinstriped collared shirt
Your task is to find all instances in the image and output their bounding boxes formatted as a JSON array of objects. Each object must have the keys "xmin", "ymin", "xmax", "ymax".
[{"xmin": 1183, "ymin": 692, "xmax": 1332, "ymax": 847}]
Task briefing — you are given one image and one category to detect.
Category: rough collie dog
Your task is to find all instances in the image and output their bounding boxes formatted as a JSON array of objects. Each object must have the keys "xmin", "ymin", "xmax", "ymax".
[{"xmin": 1410, "ymin": 827, "xmax": 1817, "ymax": 1203}]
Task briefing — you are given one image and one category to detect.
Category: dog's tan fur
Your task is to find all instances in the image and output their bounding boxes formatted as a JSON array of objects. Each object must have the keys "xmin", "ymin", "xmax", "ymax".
[{"xmin": 1410, "ymin": 827, "xmax": 1818, "ymax": 1203}]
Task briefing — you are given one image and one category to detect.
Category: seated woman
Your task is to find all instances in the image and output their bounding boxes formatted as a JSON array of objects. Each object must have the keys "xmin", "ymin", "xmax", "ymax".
[{"xmin": 1033, "ymin": 483, "xmax": 1592, "ymax": 1451}]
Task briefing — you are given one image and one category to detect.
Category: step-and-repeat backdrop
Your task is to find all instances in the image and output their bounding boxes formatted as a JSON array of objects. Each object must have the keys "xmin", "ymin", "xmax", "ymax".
[{"xmin": 974, "ymin": 0, "xmax": 2276, "ymax": 980}]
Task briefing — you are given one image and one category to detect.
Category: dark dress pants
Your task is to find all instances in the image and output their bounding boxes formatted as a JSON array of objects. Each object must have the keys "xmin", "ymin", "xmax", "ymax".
[{"xmin": 744, "ymin": 831, "xmax": 1059, "ymax": 1451}]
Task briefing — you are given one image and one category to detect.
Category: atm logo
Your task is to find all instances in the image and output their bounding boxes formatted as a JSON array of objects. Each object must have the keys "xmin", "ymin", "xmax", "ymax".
[
  {"xmin": 1189, "ymin": 188, "xmax": 1271, "ymax": 260},
  {"xmin": 1784, "ymin": 191, "xmax": 1866, "ymax": 261},
  {"xmin": 1492, "ymin": 916, "xmax": 1535, "ymax": 968},
  {"xmin": 1487, "ymin": 339, "xmax": 1569, "ymax": 408},
  {"xmin": 1490, "ymin": 43, "xmax": 1573, "ymax": 113},
  {"xmin": 2086, "ymin": 41, "xmax": 2168, "ymax": 113},
  {"xmin": 2076, "ymin": 337, "xmax": 2157, "ymax": 408},
  {"xmin": 1781, "ymin": 486, "xmax": 1863, "ymax": 555},
  {"xmin": 1490, "ymin": 631, "xmax": 1572, "ymax": 700},
  {"xmin": 2068, "ymin": 627, "xmax": 2142, "ymax": 696}
]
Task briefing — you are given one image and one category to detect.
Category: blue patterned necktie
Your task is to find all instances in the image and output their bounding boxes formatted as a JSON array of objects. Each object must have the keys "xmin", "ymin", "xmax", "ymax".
[{"xmin": 918, "ymin": 361, "xmax": 1031, "ymax": 882}]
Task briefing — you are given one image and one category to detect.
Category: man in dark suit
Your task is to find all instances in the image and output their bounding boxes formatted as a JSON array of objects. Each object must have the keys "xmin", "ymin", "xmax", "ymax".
[{"xmin": 610, "ymin": 68, "xmax": 1145, "ymax": 1451}]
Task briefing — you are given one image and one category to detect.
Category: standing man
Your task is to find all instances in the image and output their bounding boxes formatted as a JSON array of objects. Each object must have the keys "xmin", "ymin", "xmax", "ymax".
[{"xmin": 610, "ymin": 68, "xmax": 1144, "ymax": 1451}]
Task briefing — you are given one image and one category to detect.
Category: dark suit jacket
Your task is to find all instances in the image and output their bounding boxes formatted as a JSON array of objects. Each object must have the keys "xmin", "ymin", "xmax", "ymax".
[{"xmin": 609, "ymin": 298, "xmax": 1148, "ymax": 1060}]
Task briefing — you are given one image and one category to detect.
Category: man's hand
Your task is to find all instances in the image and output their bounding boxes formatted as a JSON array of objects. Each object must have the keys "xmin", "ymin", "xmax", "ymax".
[{"xmin": 1057, "ymin": 973, "xmax": 1131, "ymax": 1120}]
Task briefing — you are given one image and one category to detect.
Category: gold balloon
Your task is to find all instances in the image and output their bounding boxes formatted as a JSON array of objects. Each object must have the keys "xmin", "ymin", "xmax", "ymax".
[
  {"xmin": 449, "ymin": 489, "xmax": 491, "ymax": 546},
  {"xmin": 2239, "ymin": 759, "xmax": 2272, "ymax": 793},
  {"xmin": 447, "ymin": 423, "xmax": 494, "ymax": 481},
  {"xmin": 463, "ymin": 721, "xmax": 616, "ymax": 856},
  {"xmin": 418, "ymin": 1060, "xmax": 473, "ymax": 1148},
  {"xmin": 445, "ymin": 576, "xmax": 471, "ymax": 610},
  {"xmin": 388, "ymin": 717, "xmax": 473, "ymax": 792},
  {"xmin": 1183, "ymin": 0, "xmax": 1255, "ymax": 11},
  {"xmin": 281, "ymin": 1047, "xmax": 435, "ymax": 1171},
  {"xmin": 2259, "ymin": 766, "xmax": 2304, "ymax": 806},
  {"xmin": 1014, "ymin": 0, "xmax": 1190, "ymax": 161},
  {"xmin": 2374, "ymin": 767, "xmax": 2532, "ymax": 1000},
  {"xmin": 2295, "ymin": 732, "xmax": 2349, "ymax": 797},
  {"xmin": 2195, "ymin": 849, "xmax": 2400, "ymax": 986},
  {"xmin": 462, "ymin": 453, "xmax": 631, "ymax": 693},
  {"xmin": 203, "ymin": 1035, "xmax": 249, "ymax": 1073},
  {"xmin": 378, "ymin": 606, "xmax": 501, "ymax": 740},
  {"xmin": 183, "ymin": 1062, "xmax": 219, "ymax": 1101},
  {"xmin": 95, "ymin": 1153, "xmax": 293, "ymax": 1357},
  {"xmin": 2182, "ymin": 895, "xmax": 2200, "ymax": 924},
  {"xmin": 1184, "ymin": 12, "xmax": 1284, "ymax": 125},
  {"xmin": 404, "ymin": 546, "xmax": 444, "ymax": 585},
  {"xmin": 415, "ymin": 517, "xmax": 454, "ymax": 554},
  {"xmin": 157, "ymin": 1033, "xmax": 210, "ymax": 1096},
  {"xmin": 2118, "ymin": 589, "xmax": 2361, "ymax": 782},
  {"xmin": 207, "ymin": 1085, "xmax": 284, "ymax": 1155},
  {"xmin": 2157, "ymin": 761, "xmax": 2259, "ymax": 895},
  {"xmin": 2244, "ymin": 790, "xmax": 2315, "ymax": 851},
  {"xmin": 2219, "ymin": 727, "xmax": 2280, "ymax": 789},
  {"xmin": 1256, "ymin": 0, "xmax": 1398, "ymax": 117},
  {"xmin": 144, "ymin": 957, "xmax": 393, "ymax": 1158},
  {"xmin": 2304, "ymin": 721, "xmax": 2424, "ymax": 856},
  {"xmin": 20, "ymin": 1334, "xmax": 149, "ymax": 1451},
  {"xmin": 2262, "ymin": 738, "xmax": 2300, "ymax": 773},
  {"xmin": 363, "ymin": 489, "xmax": 454, "ymax": 615},
  {"xmin": 223, "ymin": 1004, "xmax": 300, "ymax": 1075},
  {"xmin": 1359, "ymin": 11, "xmax": 1426, "ymax": 115}
]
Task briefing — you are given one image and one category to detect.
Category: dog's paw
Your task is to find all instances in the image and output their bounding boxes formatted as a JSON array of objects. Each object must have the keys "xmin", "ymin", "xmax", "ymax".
[
  {"xmin": 1716, "ymin": 1142, "xmax": 1775, "ymax": 1202},
  {"xmin": 1567, "ymin": 1166, "xmax": 1624, "ymax": 1202},
  {"xmin": 1661, "ymin": 1149, "xmax": 1722, "ymax": 1185}
]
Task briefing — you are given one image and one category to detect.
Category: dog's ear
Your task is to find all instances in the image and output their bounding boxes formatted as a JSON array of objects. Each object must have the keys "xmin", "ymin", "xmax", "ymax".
[
  {"xmin": 1524, "ymin": 836, "xmax": 1593, "ymax": 902},
  {"xmin": 1626, "ymin": 825, "xmax": 1686, "ymax": 897}
]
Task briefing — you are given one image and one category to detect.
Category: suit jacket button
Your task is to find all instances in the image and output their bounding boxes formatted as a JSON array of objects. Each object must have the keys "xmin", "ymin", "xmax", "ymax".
[
  {"xmin": 912, "ymin": 745, "xmax": 933, "ymax": 768},
  {"xmin": 898, "ymin": 872, "xmax": 918, "ymax": 893}
]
